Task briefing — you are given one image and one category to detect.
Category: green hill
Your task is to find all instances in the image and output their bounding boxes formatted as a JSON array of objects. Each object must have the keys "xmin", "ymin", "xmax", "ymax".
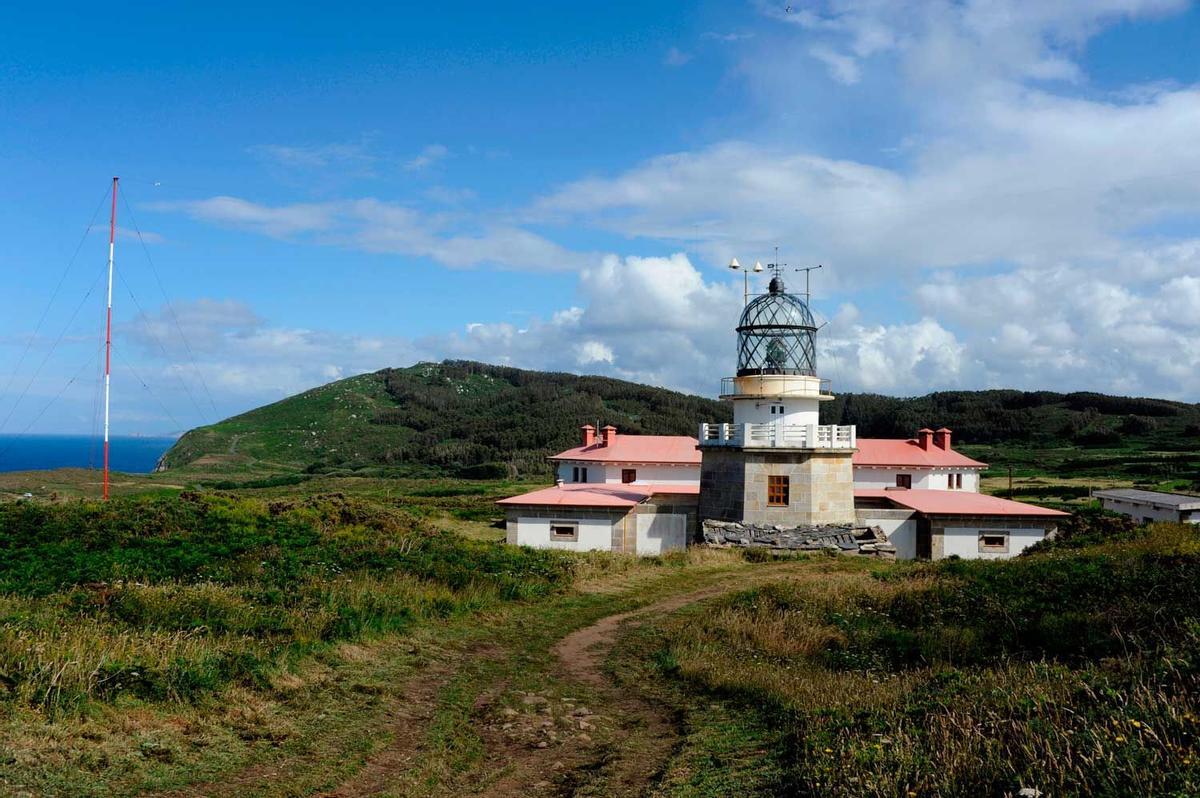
[
  {"xmin": 158, "ymin": 360, "xmax": 731, "ymax": 477},
  {"xmin": 160, "ymin": 360, "xmax": 1200, "ymax": 485}
]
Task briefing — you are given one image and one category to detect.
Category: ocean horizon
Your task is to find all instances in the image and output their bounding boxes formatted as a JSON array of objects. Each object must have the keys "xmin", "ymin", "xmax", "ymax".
[{"xmin": 0, "ymin": 434, "xmax": 178, "ymax": 474}]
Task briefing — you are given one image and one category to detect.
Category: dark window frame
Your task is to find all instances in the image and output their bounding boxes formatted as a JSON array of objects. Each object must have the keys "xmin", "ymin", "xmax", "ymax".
[
  {"xmin": 621, "ymin": 468, "xmax": 636, "ymax": 484},
  {"xmin": 550, "ymin": 522, "xmax": 579, "ymax": 542},
  {"xmin": 767, "ymin": 475, "xmax": 790, "ymax": 507},
  {"xmin": 978, "ymin": 531, "xmax": 1009, "ymax": 553}
]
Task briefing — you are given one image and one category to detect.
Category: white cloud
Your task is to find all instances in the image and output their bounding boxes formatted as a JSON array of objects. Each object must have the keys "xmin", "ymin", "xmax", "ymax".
[
  {"xmin": 155, "ymin": 195, "xmax": 598, "ymax": 272},
  {"xmin": 249, "ymin": 141, "xmax": 377, "ymax": 170},
  {"xmin": 404, "ymin": 144, "xmax": 450, "ymax": 171},
  {"xmin": 664, "ymin": 47, "xmax": 693, "ymax": 67},
  {"xmin": 152, "ymin": 196, "xmax": 336, "ymax": 238},
  {"xmin": 808, "ymin": 44, "xmax": 862, "ymax": 85}
]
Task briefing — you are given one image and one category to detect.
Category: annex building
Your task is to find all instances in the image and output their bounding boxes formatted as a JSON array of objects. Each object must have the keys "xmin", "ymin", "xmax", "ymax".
[
  {"xmin": 1093, "ymin": 488, "xmax": 1200, "ymax": 524},
  {"xmin": 499, "ymin": 273, "xmax": 1065, "ymax": 559}
]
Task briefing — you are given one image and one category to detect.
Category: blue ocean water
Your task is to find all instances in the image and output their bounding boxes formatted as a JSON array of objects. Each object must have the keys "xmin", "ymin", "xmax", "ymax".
[{"xmin": 0, "ymin": 435, "xmax": 177, "ymax": 473}]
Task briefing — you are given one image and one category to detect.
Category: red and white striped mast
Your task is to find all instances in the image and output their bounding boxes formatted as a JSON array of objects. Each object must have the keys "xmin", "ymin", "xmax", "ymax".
[{"xmin": 103, "ymin": 177, "xmax": 118, "ymax": 500}]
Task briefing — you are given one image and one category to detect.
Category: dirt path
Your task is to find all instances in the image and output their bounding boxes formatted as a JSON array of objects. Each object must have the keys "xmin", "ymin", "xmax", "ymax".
[
  {"xmin": 471, "ymin": 584, "xmax": 738, "ymax": 798},
  {"xmin": 151, "ymin": 571, "xmax": 774, "ymax": 798}
]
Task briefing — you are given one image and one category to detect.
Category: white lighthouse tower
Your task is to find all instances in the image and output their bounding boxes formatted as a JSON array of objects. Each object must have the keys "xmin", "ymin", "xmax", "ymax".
[{"xmin": 699, "ymin": 268, "xmax": 857, "ymax": 526}]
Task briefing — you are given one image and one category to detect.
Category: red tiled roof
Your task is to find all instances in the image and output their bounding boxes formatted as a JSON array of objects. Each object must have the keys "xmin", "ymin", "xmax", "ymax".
[
  {"xmin": 496, "ymin": 482, "xmax": 698, "ymax": 508},
  {"xmin": 855, "ymin": 489, "xmax": 1067, "ymax": 516},
  {"xmin": 853, "ymin": 438, "xmax": 987, "ymax": 469},
  {"xmin": 550, "ymin": 435, "xmax": 701, "ymax": 465}
]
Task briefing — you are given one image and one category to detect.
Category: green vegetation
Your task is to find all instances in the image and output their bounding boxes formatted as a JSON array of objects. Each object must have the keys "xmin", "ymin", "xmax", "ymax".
[
  {"xmin": 647, "ymin": 524, "xmax": 1200, "ymax": 797},
  {"xmin": 159, "ymin": 360, "xmax": 730, "ymax": 478},
  {"xmin": 1, "ymin": 479, "xmax": 1198, "ymax": 795},
  {"xmin": 156, "ymin": 362, "xmax": 1200, "ymax": 499},
  {"xmin": 0, "ymin": 493, "xmax": 573, "ymax": 713}
]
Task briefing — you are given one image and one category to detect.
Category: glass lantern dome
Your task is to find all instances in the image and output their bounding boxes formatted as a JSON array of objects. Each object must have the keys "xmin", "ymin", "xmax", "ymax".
[{"xmin": 736, "ymin": 276, "xmax": 817, "ymax": 377}]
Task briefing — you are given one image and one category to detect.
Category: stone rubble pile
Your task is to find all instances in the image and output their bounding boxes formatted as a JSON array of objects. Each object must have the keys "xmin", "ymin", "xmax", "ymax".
[{"xmin": 702, "ymin": 519, "xmax": 896, "ymax": 559}]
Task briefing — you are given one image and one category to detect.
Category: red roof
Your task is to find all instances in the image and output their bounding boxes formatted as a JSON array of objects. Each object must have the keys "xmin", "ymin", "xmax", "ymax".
[
  {"xmin": 497, "ymin": 482, "xmax": 699, "ymax": 508},
  {"xmin": 855, "ymin": 489, "xmax": 1067, "ymax": 517},
  {"xmin": 853, "ymin": 438, "xmax": 987, "ymax": 469},
  {"xmin": 550, "ymin": 435, "xmax": 700, "ymax": 465}
]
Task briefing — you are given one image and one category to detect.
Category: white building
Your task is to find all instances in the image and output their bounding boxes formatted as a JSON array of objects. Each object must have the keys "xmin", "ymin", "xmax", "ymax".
[
  {"xmin": 499, "ymin": 272, "xmax": 1065, "ymax": 559},
  {"xmin": 497, "ymin": 425, "xmax": 701, "ymax": 556},
  {"xmin": 1093, "ymin": 488, "xmax": 1200, "ymax": 524},
  {"xmin": 552, "ymin": 424, "xmax": 700, "ymax": 485}
]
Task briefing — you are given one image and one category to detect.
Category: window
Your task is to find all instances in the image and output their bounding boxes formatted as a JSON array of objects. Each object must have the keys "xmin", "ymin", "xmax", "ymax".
[
  {"xmin": 948, "ymin": 473, "xmax": 962, "ymax": 490},
  {"xmin": 767, "ymin": 475, "xmax": 789, "ymax": 506},
  {"xmin": 621, "ymin": 468, "xmax": 636, "ymax": 484},
  {"xmin": 896, "ymin": 474, "xmax": 912, "ymax": 489},
  {"xmin": 956, "ymin": 473, "xmax": 963, "ymax": 489},
  {"xmin": 571, "ymin": 466, "xmax": 588, "ymax": 483},
  {"xmin": 978, "ymin": 532, "xmax": 1008, "ymax": 553},
  {"xmin": 581, "ymin": 467, "xmax": 588, "ymax": 482},
  {"xmin": 550, "ymin": 523, "xmax": 578, "ymax": 542}
]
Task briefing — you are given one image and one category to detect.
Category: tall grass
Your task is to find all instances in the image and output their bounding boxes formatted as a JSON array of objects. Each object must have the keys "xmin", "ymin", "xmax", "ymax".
[
  {"xmin": 0, "ymin": 493, "xmax": 575, "ymax": 713},
  {"xmin": 659, "ymin": 524, "xmax": 1200, "ymax": 797}
]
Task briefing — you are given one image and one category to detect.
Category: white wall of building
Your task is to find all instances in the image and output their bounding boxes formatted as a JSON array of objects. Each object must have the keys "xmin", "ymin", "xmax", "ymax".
[
  {"xmin": 732, "ymin": 397, "xmax": 820, "ymax": 427},
  {"xmin": 636, "ymin": 513, "xmax": 688, "ymax": 555},
  {"xmin": 940, "ymin": 526, "xmax": 1045, "ymax": 560},
  {"xmin": 556, "ymin": 461, "xmax": 700, "ymax": 485},
  {"xmin": 1098, "ymin": 497, "xmax": 1195, "ymax": 523},
  {"xmin": 514, "ymin": 516, "xmax": 614, "ymax": 552},
  {"xmin": 853, "ymin": 467, "xmax": 980, "ymax": 492},
  {"xmin": 878, "ymin": 517, "xmax": 918, "ymax": 560}
]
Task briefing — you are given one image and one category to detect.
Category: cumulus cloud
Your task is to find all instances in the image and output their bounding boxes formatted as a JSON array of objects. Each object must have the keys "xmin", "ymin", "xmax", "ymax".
[
  {"xmin": 404, "ymin": 144, "xmax": 450, "ymax": 171},
  {"xmin": 155, "ymin": 195, "xmax": 598, "ymax": 272},
  {"xmin": 125, "ymin": 299, "xmax": 416, "ymax": 412}
]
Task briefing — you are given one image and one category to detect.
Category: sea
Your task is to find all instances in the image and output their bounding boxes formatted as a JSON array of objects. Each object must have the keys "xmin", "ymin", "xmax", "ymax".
[{"xmin": 0, "ymin": 435, "xmax": 178, "ymax": 474}]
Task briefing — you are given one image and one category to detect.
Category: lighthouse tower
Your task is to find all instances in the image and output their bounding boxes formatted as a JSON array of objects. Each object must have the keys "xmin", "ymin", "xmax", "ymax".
[{"xmin": 698, "ymin": 273, "xmax": 857, "ymax": 526}]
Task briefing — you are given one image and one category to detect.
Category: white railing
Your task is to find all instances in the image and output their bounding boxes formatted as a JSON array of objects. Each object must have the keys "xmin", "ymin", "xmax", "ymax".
[
  {"xmin": 719, "ymin": 376, "xmax": 834, "ymax": 398},
  {"xmin": 698, "ymin": 422, "xmax": 856, "ymax": 449}
]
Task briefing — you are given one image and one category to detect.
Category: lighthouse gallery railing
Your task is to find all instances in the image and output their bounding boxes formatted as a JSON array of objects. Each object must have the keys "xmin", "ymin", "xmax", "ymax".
[{"xmin": 698, "ymin": 422, "xmax": 856, "ymax": 449}]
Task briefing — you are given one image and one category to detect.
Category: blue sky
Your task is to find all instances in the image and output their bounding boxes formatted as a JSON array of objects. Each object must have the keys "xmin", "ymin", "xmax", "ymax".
[{"xmin": 3, "ymin": 0, "xmax": 1200, "ymax": 437}]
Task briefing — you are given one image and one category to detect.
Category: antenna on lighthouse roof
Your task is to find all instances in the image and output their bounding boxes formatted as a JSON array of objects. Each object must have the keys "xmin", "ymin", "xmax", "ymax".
[{"xmin": 795, "ymin": 263, "xmax": 823, "ymax": 305}]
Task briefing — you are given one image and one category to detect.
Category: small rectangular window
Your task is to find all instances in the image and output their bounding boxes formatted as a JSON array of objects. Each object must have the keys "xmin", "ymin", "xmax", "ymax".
[
  {"xmin": 550, "ymin": 523, "xmax": 578, "ymax": 541},
  {"xmin": 767, "ymin": 475, "xmax": 789, "ymax": 506},
  {"xmin": 572, "ymin": 466, "xmax": 580, "ymax": 483},
  {"xmin": 978, "ymin": 532, "xmax": 1008, "ymax": 553},
  {"xmin": 956, "ymin": 473, "xmax": 963, "ymax": 489},
  {"xmin": 621, "ymin": 469, "xmax": 636, "ymax": 484},
  {"xmin": 581, "ymin": 467, "xmax": 588, "ymax": 482},
  {"xmin": 896, "ymin": 474, "xmax": 912, "ymax": 489}
]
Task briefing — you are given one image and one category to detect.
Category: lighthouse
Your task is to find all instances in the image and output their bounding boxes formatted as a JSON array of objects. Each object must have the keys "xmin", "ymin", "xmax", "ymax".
[{"xmin": 698, "ymin": 272, "xmax": 857, "ymax": 526}]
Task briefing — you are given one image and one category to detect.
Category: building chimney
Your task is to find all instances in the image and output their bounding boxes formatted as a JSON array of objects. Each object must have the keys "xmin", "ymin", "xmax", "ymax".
[
  {"xmin": 934, "ymin": 427, "xmax": 952, "ymax": 450},
  {"xmin": 581, "ymin": 424, "xmax": 596, "ymax": 447},
  {"xmin": 917, "ymin": 428, "xmax": 934, "ymax": 450},
  {"xmin": 601, "ymin": 425, "xmax": 618, "ymax": 447}
]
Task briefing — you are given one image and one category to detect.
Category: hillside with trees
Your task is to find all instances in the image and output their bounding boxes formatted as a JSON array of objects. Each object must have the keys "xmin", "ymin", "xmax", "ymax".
[{"xmin": 160, "ymin": 360, "xmax": 1200, "ymax": 481}]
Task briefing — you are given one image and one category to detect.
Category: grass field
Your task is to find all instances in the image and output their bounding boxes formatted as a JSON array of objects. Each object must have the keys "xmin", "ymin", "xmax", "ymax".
[{"xmin": 1, "ymin": 439, "xmax": 1199, "ymax": 795}]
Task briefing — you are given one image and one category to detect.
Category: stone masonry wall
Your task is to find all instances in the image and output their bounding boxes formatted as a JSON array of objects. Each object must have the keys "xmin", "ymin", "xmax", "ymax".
[
  {"xmin": 741, "ymin": 450, "xmax": 856, "ymax": 526},
  {"xmin": 699, "ymin": 448, "xmax": 746, "ymax": 524}
]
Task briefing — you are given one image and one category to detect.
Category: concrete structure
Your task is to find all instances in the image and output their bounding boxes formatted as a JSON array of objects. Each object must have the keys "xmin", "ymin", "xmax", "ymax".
[
  {"xmin": 497, "ymin": 482, "xmax": 698, "ymax": 555},
  {"xmin": 852, "ymin": 431, "xmax": 984, "ymax": 491},
  {"xmin": 552, "ymin": 425, "xmax": 700, "ymax": 485},
  {"xmin": 699, "ymin": 274, "xmax": 858, "ymax": 527},
  {"xmin": 497, "ymin": 270, "xmax": 1067, "ymax": 560},
  {"xmin": 1093, "ymin": 488, "xmax": 1200, "ymax": 524},
  {"xmin": 855, "ymin": 489, "xmax": 1065, "ymax": 559}
]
